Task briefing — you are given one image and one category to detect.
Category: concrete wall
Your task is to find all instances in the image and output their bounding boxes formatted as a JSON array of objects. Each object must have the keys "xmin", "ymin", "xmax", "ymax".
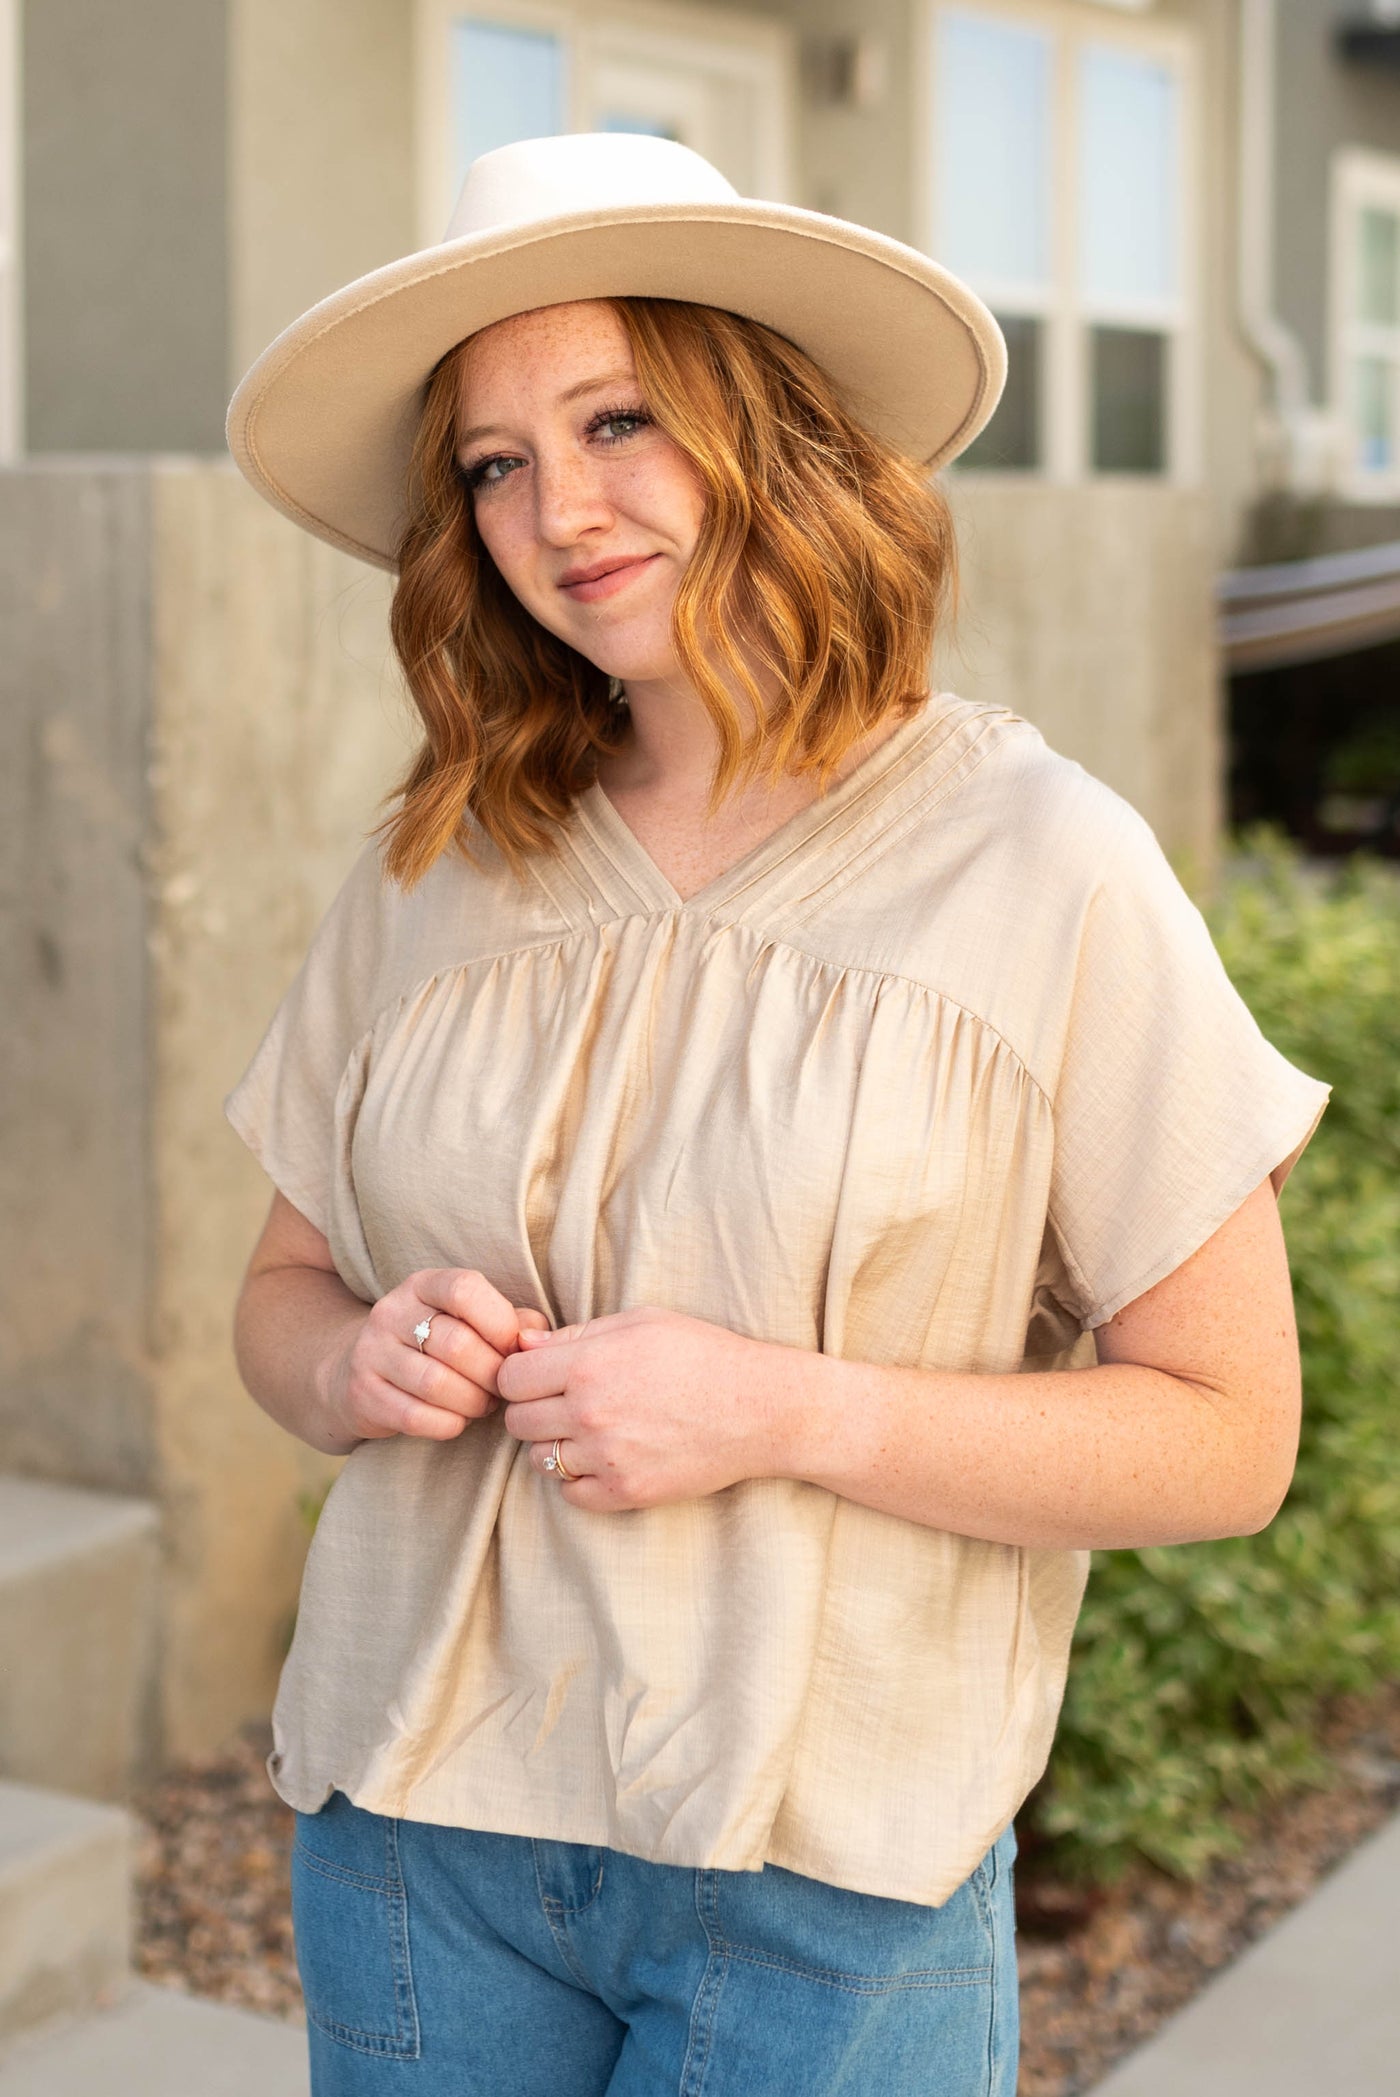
[
  {"xmin": 0, "ymin": 467, "xmax": 155, "ymax": 1492},
  {"xmin": 22, "ymin": 0, "xmax": 230, "ymax": 452},
  {"xmin": 147, "ymin": 462, "xmax": 410, "ymax": 1754},
  {"xmin": 0, "ymin": 459, "xmax": 410, "ymax": 1758},
  {"xmin": 228, "ymin": 0, "xmax": 417, "ymax": 384},
  {"xmin": 944, "ymin": 479, "xmax": 1221, "ymax": 879}
]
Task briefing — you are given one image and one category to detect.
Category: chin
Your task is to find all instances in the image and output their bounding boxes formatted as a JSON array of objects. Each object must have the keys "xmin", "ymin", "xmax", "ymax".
[{"xmin": 567, "ymin": 633, "xmax": 678, "ymax": 686}]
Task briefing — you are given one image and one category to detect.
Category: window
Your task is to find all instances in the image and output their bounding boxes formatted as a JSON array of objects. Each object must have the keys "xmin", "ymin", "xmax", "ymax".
[
  {"xmin": 415, "ymin": 0, "xmax": 793, "ymax": 244},
  {"xmin": 925, "ymin": 3, "xmax": 1195, "ymax": 481},
  {"xmin": 1332, "ymin": 151, "xmax": 1400, "ymax": 500}
]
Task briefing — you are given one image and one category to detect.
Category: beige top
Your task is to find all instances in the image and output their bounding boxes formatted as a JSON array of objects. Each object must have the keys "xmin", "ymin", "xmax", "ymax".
[{"xmin": 226, "ymin": 693, "xmax": 1329, "ymax": 1904}]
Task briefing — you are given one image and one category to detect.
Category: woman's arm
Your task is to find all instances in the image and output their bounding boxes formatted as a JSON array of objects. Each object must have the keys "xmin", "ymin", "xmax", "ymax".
[
  {"xmin": 498, "ymin": 1177, "xmax": 1303, "ymax": 1549},
  {"xmin": 764, "ymin": 1176, "xmax": 1300, "ymax": 1548},
  {"xmin": 233, "ymin": 1189, "xmax": 547, "ymax": 1455}
]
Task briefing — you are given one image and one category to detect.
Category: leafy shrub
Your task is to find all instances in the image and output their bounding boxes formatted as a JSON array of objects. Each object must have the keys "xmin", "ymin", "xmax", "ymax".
[{"xmin": 1031, "ymin": 834, "xmax": 1400, "ymax": 1881}]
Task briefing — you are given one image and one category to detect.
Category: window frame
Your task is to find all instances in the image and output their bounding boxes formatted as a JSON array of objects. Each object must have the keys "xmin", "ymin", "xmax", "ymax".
[
  {"xmin": 1330, "ymin": 147, "xmax": 1400, "ymax": 504},
  {"xmin": 413, "ymin": 0, "xmax": 794, "ymax": 249},
  {"xmin": 917, "ymin": 0, "xmax": 1201, "ymax": 486}
]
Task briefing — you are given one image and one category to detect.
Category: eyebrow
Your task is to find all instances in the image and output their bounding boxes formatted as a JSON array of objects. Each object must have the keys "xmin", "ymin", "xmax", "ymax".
[{"xmin": 456, "ymin": 367, "xmax": 639, "ymax": 451}]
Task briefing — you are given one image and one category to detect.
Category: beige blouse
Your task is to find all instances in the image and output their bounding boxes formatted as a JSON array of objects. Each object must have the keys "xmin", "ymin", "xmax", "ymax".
[{"xmin": 226, "ymin": 693, "xmax": 1329, "ymax": 1905}]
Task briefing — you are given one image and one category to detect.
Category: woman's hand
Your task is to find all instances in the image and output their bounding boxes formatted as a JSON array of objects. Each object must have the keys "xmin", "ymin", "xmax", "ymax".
[
  {"xmin": 496, "ymin": 1306, "xmax": 779, "ymax": 1510},
  {"xmin": 321, "ymin": 1269, "xmax": 551, "ymax": 1448}
]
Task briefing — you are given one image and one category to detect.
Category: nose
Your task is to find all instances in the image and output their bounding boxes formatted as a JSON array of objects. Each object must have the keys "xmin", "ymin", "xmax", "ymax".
[{"xmin": 532, "ymin": 443, "xmax": 614, "ymax": 547}]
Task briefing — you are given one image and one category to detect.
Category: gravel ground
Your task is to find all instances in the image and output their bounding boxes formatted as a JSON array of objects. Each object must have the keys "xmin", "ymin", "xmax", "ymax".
[{"xmin": 133, "ymin": 1682, "xmax": 1400, "ymax": 2095}]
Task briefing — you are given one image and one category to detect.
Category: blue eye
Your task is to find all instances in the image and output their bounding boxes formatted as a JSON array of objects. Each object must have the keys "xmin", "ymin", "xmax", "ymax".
[
  {"xmin": 589, "ymin": 406, "xmax": 650, "ymax": 443},
  {"xmin": 464, "ymin": 453, "xmax": 524, "ymax": 493}
]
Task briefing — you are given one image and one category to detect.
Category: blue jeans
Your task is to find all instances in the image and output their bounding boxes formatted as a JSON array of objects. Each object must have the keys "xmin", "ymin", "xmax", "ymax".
[{"xmin": 291, "ymin": 1792, "xmax": 1018, "ymax": 2095}]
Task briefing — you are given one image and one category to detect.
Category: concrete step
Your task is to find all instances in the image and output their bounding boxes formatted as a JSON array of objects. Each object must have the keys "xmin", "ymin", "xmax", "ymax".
[
  {"xmin": 0, "ymin": 1983, "xmax": 308, "ymax": 2096},
  {"xmin": 1089, "ymin": 1806, "xmax": 1400, "ymax": 2095},
  {"xmin": 0, "ymin": 1784, "xmax": 130, "ymax": 2047},
  {"xmin": 0, "ymin": 1475, "xmax": 159, "ymax": 1800}
]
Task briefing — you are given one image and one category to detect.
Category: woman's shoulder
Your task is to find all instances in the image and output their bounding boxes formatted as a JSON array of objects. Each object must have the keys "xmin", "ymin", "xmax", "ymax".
[
  {"xmin": 796, "ymin": 699, "xmax": 1204, "ymax": 1081},
  {"xmin": 922, "ymin": 696, "xmax": 1157, "ymax": 875},
  {"xmin": 843, "ymin": 695, "xmax": 1175, "ymax": 944}
]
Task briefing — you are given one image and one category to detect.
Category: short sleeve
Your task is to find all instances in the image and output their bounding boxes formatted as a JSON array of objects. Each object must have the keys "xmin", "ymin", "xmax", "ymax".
[
  {"xmin": 224, "ymin": 839, "xmax": 391, "ymax": 1237},
  {"xmin": 1048, "ymin": 802, "xmax": 1330, "ymax": 1330}
]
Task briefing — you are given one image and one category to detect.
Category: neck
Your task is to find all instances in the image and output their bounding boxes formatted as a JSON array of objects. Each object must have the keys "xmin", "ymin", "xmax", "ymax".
[
  {"xmin": 598, "ymin": 666, "xmax": 910, "ymax": 812},
  {"xmin": 598, "ymin": 659, "xmax": 764, "ymax": 800}
]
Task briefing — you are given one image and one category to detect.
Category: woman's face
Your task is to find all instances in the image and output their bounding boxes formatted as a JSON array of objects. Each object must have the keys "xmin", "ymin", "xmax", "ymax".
[{"xmin": 455, "ymin": 300, "xmax": 707, "ymax": 684}]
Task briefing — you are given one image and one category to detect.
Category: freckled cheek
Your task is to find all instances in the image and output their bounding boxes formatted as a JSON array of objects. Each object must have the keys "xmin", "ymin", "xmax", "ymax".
[
  {"xmin": 474, "ymin": 511, "xmax": 552, "ymax": 614},
  {"xmin": 610, "ymin": 461, "xmax": 706, "ymax": 556}
]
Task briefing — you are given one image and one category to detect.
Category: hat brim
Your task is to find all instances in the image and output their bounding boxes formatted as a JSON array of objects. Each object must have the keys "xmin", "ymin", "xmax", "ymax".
[{"xmin": 226, "ymin": 199, "xmax": 1006, "ymax": 572}]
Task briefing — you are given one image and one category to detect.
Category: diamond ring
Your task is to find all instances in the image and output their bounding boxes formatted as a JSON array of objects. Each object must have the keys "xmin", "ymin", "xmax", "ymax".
[
  {"xmin": 542, "ymin": 1438, "xmax": 577, "ymax": 1481},
  {"xmin": 412, "ymin": 1316, "xmax": 435, "ymax": 1352}
]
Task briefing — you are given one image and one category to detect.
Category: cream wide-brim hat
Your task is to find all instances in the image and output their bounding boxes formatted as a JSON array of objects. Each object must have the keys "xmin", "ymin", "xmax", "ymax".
[{"xmin": 226, "ymin": 132, "xmax": 1006, "ymax": 572}]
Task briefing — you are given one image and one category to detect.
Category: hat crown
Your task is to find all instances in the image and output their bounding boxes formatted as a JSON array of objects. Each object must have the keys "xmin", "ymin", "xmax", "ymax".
[{"xmin": 443, "ymin": 132, "xmax": 740, "ymax": 243}]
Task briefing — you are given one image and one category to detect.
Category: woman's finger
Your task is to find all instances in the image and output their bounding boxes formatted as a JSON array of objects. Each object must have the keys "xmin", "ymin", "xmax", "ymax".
[
  {"xmin": 497, "ymin": 1337, "xmax": 577, "ymax": 1403},
  {"xmin": 514, "ymin": 1306, "xmax": 552, "ymax": 1336},
  {"xmin": 413, "ymin": 1268, "xmax": 521, "ymax": 1355},
  {"xmin": 392, "ymin": 1339, "xmax": 499, "ymax": 1421},
  {"xmin": 403, "ymin": 1309, "xmax": 507, "ymax": 1394},
  {"xmin": 556, "ymin": 1474, "xmax": 615, "ymax": 1511},
  {"xmin": 529, "ymin": 1438, "xmax": 593, "ymax": 1481},
  {"xmin": 517, "ymin": 1321, "xmax": 582, "ymax": 1346},
  {"xmin": 353, "ymin": 1372, "xmax": 471, "ymax": 1443},
  {"xmin": 501, "ymin": 1397, "xmax": 571, "ymax": 1444}
]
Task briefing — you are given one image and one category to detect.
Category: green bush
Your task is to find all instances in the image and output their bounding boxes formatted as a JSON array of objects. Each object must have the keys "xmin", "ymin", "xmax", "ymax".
[{"xmin": 1032, "ymin": 833, "xmax": 1400, "ymax": 1881}]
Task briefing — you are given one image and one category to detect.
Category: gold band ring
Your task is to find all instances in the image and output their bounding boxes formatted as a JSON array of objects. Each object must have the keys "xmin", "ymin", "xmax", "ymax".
[{"xmin": 542, "ymin": 1438, "xmax": 578, "ymax": 1482}]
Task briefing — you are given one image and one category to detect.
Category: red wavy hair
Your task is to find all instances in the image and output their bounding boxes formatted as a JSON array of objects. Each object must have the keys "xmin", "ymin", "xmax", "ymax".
[{"xmin": 380, "ymin": 297, "xmax": 957, "ymax": 886}]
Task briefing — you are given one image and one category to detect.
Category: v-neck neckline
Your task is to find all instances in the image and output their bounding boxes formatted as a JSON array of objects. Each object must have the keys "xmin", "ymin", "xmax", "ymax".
[{"xmin": 569, "ymin": 692, "xmax": 948, "ymax": 919}]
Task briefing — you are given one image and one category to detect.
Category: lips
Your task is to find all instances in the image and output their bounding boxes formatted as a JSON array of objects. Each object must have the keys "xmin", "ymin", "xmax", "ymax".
[{"xmin": 558, "ymin": 553, "xmax": 659, "ymax": 602}]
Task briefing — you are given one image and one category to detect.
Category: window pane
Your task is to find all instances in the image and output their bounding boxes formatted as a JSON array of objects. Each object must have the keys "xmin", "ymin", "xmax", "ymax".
[
  {"xmin": 450, "ymin": 20, "xmax": 564, "ymax": 195},
  {"xmin": 1092, "ymin": 326, "xmax": 1166, "ymax": 473},
  {"xmin": 599, "ymin": 114, "xmax": 679, "ymax": 139},
  {"xmin": 1079, "ymin": 45, "xmax": 1179, "ymax": 311},
  {"xmin": 959, "ymin": 315, "xmax": 1042, "ymax": 469},
  {"xmin": 1358, "ymin": 207, "xmax": 1400, "ymax": 328},
  {"xmin": 1355, "ymin": 357, "xmax": 1395, "ymax": 472},
  {"xmin": 933, "ymin": 11, "xmax": 1052, "ymax": 292}
]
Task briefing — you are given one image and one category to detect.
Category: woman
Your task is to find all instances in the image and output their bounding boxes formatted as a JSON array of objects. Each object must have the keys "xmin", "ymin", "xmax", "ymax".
[{"xmin": 225, "ymin": 134, "xmax": 1328, "ymax": 2095}]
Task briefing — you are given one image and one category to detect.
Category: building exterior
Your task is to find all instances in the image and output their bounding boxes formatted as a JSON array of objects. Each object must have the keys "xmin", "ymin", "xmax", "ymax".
[
  {"xmin": 2, "ymin": 0, "xmax": 1392, "ymax": 1764},
  {"xmin": 1217, "ymin": 3, "xmax": 1400, "ymax": 853}
]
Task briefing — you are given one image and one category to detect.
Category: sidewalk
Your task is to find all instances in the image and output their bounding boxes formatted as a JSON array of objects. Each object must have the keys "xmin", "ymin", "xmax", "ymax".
[
  {"xmin": 0, "ymin": 1986, "xmax": 307, "ymax": 2097},
  {"xmin": 1088, "ymin": 1807, "xmax": 1400, "ymax": 2095}
]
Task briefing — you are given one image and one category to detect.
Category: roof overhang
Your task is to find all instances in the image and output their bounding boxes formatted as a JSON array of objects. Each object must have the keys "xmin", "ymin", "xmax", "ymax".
[
  {"xmin": 1336, "ymin": 22, "xmax": 1400, "ymax": 71},
  {"xmin": 1219, "ymin": 539, "xmax": 1400, "ymax": 673}
]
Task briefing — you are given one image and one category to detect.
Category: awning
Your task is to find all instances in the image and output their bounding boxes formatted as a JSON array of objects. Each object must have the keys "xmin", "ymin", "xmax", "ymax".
[
  {"xmin": 1337, "ymin": 22, "xmax": 1400, "ymax": 72},
  {"xmin": 1218, "ymin": 539, "xmax": 1400, "ymax": 673}
]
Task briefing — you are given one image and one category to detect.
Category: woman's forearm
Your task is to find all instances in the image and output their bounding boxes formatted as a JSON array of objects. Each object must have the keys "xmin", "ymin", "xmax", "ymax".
[
  {"xmin": 233, "ymin": 1262, "xmax": 370, "ymax": 1456},
  {"xmin": 760, "ymin": 1348, "xmax": 1297, "ymax": 1551}
]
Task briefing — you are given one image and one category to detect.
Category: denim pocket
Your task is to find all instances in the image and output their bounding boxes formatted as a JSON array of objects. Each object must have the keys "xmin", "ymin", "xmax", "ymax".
[
  {"xmin": 291, "ymin": 1792, "xmax": 421, "ymax": 2059},
  {"xmin": 705, "ymin": 1850, "xmax": 997, "ymax": 1993}
]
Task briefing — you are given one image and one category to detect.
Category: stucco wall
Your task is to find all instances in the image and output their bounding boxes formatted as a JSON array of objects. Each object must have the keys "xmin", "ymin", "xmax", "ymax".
[
  {"xmin": 751, "ymin": 0, "xmax": 917, "ymax": 237},
  {"xmin": 944, "ymin": 478, "xmax": 1221, "ymax": 879},
  {"xmin": 228, "ymin": 0, "xmax": 417, "ymax": 384},
  {"xmin": 22, "ymin": 0, "xmax": 230, "ymax": 451}
]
